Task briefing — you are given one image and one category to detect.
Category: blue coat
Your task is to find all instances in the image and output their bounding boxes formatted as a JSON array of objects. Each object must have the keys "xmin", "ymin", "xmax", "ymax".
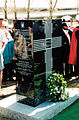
[{"xmin": 3, "ymin": 40, "xmax": 15, "ymax": 64}]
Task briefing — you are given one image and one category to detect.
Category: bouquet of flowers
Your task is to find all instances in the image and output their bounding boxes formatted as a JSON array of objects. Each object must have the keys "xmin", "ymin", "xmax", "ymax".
[{"xmin": 46, "ymin": 73, "xmax": 69, "ymax": 102}]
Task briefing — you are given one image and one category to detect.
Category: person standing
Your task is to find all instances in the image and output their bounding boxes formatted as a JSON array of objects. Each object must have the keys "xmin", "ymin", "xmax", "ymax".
[
  {"xmin": 2, "ymin": 19, "xmax": 15, "ymax": 82},
  {"xmin": 61, "ymin": 23, "xmax": 70, "ymax": 78},
  {"xmin": 68, "ymin": 15, "xmax": 79, "ymax": 75},
  {"xmin": 0, "ymin": 21, "xmax": 7, "ymax": 91}
]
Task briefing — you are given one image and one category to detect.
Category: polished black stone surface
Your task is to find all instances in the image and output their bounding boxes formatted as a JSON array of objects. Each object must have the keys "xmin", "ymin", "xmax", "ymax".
[{"xmin": 14, "ymin": 20, "xmax": 62, "ymax": 106}]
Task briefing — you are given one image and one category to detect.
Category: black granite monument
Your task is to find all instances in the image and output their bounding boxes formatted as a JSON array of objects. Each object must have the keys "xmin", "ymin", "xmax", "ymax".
[{"xmin": 14, "ymin": 19, "xmax": 62, "ymax": 106}]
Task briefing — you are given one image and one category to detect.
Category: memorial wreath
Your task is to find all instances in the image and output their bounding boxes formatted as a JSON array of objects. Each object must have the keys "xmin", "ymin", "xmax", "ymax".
[{"xmin": 46, "ymin": 72, "xmax": 69, "ymax": 102}]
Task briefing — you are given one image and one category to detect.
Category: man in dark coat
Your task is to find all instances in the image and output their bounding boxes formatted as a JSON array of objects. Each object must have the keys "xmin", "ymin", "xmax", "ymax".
[{"xmin": 61, "ymin": 22, "xmax": 71, "ymax": 77}]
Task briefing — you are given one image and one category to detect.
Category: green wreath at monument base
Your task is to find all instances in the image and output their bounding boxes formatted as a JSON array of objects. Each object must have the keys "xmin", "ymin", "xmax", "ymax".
[{"xmin": 46, "ymin": 72, "xmax": 69, "ymax": 102}]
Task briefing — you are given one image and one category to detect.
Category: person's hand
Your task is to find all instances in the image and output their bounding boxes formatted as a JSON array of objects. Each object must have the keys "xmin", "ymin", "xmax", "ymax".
[
  {"xmin": 28, "ymin": 42, "xmax": 32, "ymax": 47},
  {"xmin": 12, "ymin": 57, "xmax": 16, "ymax": 61},
  {"xmin": 3, "ymin": 59, "xmax": 4, "ymax": 62}
]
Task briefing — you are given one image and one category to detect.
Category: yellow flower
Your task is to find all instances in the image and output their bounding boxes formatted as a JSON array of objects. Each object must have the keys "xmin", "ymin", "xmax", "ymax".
[{"xmin": 62, "ymin": 81, "xmax": 67, "ymax": 84}]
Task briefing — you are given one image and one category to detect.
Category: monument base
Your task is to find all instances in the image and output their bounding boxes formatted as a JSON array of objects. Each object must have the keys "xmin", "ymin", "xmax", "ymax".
[{"xmin": 0, "ymin": 88, "xmax": 79, "ymax": 120}]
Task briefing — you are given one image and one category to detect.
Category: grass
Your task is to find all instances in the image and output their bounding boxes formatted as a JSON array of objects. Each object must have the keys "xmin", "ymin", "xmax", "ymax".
[{"xmin": 51, "ymin": 99, "xmax": 79, "ymax": 120}]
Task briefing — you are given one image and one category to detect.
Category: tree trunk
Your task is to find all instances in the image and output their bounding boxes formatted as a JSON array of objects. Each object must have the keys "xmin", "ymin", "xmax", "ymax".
[
  {"xmin": 5, "ymin": 0, "xmax": 7, "ymax": 19},
  {"xmin": 49, "ymin": 0, "xmax": 52, "ymax": 19},
  {"xmin": 77, "ymin": 0, "xmax": 79, "ymax": 14},
  {"xmin": 14, "ymin": 0, "xmax": 17, "ymax": 19},
  {"xmin": 27, "ymin": 0, "xmax": 30, "ymax": 19}
]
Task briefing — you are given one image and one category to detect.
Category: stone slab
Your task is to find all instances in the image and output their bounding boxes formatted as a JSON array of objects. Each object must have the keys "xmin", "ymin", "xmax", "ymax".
[{"xmin": 0, "ymin": 88, "xmax": 79, "ymax": 120}]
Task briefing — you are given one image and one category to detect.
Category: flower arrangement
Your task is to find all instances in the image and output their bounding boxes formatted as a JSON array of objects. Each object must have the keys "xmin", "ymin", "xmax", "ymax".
[{"xmin": 46, "ymin": 72, "xmax": 69, "ymax": 102}]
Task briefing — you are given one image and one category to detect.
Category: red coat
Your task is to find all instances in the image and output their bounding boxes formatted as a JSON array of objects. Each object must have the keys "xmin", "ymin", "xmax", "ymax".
[{"xmin": 68, "ymin": 28, "xmax": 79, "ymax": 65}]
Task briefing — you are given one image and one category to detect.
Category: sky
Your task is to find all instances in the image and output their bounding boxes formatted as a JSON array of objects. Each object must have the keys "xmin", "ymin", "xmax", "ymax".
[
  {"xmin": 0, "ymin": 0, "xmax": 78, "ymax": 9},
  {"xmin": 30, "ymin": 0, "xmax": 77, "ymax": 9}
]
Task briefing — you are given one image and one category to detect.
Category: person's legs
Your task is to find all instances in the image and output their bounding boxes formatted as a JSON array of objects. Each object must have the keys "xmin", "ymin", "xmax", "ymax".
[
  {"xmin": 0, "ymin": 70, "xmax": 4, "ymax": 96},
  {"xmin": 3, "ymin": 64, "xmax": 8, "ymax": 82},
  {"xmin": 8, "ymin": 63, "xmax": 13, "ymax": 81},
  {"xmin": 0, "ymin": 70, "xmax": 2, "ymax": 89}
]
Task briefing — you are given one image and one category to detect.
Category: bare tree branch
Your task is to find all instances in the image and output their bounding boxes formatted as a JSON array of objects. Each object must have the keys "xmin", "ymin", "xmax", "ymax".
[
  {"xmin": 49, "ymin": 0, "xmax": 59, "ymax": 19},
  {"xmin": 52, "ymin": 0, "xmax": 58, "ymax": 12}
]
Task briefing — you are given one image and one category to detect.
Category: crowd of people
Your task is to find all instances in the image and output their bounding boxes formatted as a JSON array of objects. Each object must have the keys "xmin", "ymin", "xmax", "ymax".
[
  {"xmin": 0, "ymin": 19, "xmax": 15, "ymax": 94},
  {"xmin": 0, "ymin": 16, "xmax": 79, "ymax": 95},
  {"xmin": 58, "ymin": 15, "xmax": 79, "ymax": 78}
]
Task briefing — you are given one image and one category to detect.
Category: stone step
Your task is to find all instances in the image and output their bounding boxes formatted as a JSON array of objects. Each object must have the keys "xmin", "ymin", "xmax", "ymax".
[{"xmin": 0, "ymin": 88, "xmax": 79, "ymax": 120}]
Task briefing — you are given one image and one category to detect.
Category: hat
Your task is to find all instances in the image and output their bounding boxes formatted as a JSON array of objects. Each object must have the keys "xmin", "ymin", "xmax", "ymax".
[
  {"xmin": 61, "ymin": 15, "xmax": 72, "ymax": 22},
  {"xmin": 76, "ymin": 15, "xmax": 79, "ymax": 21},
  {"xmin": 2, "ymin": 20, "xmax": 8, "ymax": 27}
]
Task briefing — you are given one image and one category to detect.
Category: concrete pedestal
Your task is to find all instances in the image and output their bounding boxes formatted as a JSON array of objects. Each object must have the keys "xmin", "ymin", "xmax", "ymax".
[{"xmin": 0, "ymin": 88, "xmax": 79, "ymax": 120}]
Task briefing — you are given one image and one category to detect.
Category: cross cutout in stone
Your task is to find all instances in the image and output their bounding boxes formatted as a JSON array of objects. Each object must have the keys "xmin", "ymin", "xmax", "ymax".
[{"xmin": 33, "ymin": 19, "xmax": 62, "ymax": 80}]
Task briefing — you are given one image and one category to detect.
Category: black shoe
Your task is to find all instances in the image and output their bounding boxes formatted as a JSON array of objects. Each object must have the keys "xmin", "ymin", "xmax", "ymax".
[
  {"xmin": 64, "ymin": 75, "xmax": 71, "ymax": 79},
  {"xmin": 2, "ymin": 79, "xmax": 7, "ymax": 82},
  {"xmin": 7, "ymin": 78, "xmax": 14, "ymax": 81}
]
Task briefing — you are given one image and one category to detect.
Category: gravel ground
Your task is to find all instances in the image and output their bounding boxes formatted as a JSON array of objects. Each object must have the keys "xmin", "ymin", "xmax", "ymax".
[
  {"xmin": 67, "ymin": 76, "xmax": 79, "ymax": 88},
  {"xmin": 0, "ymin": 81, "xmax": 16, "ymax": 100},
  {"xmin": 0, "ymin": 116, "xmax": 11, "ymax": 120},
  {"xmin": 0, "ymin": 81, "xmax": 16, "ymax": 120}
]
